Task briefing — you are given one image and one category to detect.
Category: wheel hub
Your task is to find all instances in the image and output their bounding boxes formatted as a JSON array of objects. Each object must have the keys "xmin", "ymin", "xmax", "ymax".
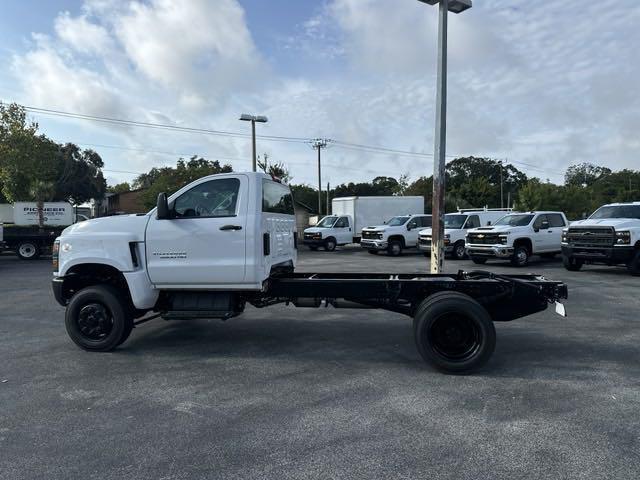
[
  {"xmin": 430, "ymin": 314, "xmax": 481, "ymax": 361},
  {"xmin": 78, "ymin": 303, "xmax": 113, "ymax": 340}
]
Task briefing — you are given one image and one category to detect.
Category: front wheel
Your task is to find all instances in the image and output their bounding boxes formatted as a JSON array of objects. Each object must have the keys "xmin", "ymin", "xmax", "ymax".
[
  {"xmin": 470, "ymin": 256, "xmax": 487, "ymax": 265},
  {"xmin": 65, "ymin": 285, "xmax": 133, "ymax": 351},
  {"xmin": 626, "ymin": 250, "xmax": 640, "ymax": 276},
  {"xmin": 511, "ymin": 245, "xmax": 530, "ymax": 267},
  {"xmin": 324, "ymin": 238, "xmax": 336, "ymax": 251},
  {"xmin": 387, "ymin": 241, "xmax": 402, "ymax": 257},
  {"xmin": 413, "ymin": 292, "xmax": 496, "ymax": 374},
  {"xmin": 563, "ymin": 255, "xmax": 583, "ymax": 271},
  {"xmin": 452, "ymin": 241, "xmax": 466, "ymax": 260},
  {"xmin": 17, "ymin": 241, "xmax": 40, "ymax": 260}
]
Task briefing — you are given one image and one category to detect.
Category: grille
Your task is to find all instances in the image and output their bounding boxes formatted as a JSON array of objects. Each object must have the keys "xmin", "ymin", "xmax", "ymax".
[
  {"xmin": 467, "ymin": 233, "xmax": 501, "ymax": 245},
  {"xmin": 419, "ymin": 237, "xmax": 431, "ymax": 246},
  {"xmin": 362, "ymin": 230, "xmax": 380, "ymax": 240},
  {"xmin": 566, "ymin": 227, "xmax": 614, "ymax": 247}
]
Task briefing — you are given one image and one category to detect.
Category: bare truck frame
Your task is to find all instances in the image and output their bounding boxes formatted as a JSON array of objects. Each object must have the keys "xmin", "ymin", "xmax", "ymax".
[{"xmin": 55, "ymin": 268, "xmax": 567, "ymax": 374}]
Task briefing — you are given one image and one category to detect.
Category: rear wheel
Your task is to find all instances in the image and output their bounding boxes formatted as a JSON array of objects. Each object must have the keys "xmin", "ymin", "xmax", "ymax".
[
  {"xmin": 452, "ymin": 241, "xmax": 466, "ymax": 260},
  {"xmin": 17, "ymin": 241, "xmax": 40, "ymax": 260},
  {"xmin": 471, "ymin": 256, "xmax": 487, "ymax": 265},
  {"xmin": 626, "ymin": 250, "xmax": 640, "ymax": 276},
  {"xmin": 65, "ymin": 285, "xmax": 132, "ymax": 351},
  {"xmin": 511, "ymin": 245, "xmax": 530, "ymax": 267},
  {"xmin": 413, "ymin": 292, "xmax": 496, "ymax": 374},
  {"xmin": 324, "ymin": 238, "xmax": 336, "ymax": 251},
  {"xmin": 563, "ymin": 255, "xmax": 583, "ymax": 271},
  {"xmin": 387, "ymin": 240, "xmax": 402, "ymax": 257}
]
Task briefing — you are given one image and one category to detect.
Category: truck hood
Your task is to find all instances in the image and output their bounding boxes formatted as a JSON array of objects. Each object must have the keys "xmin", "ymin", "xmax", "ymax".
[
  {"xmin": 570, "ymin": 218, "xmax": 639, "ymax": 229},
  {"xmin": 468, "ymin": 225, "xmax": 524, "ymax": 234},
  {"xmin": 304, "ymin": 227, "xmax": 327, "ymax": 234},
  {"xmin": 61, "ymin": 214, "xmax": 150, "ymax": 241},
  {"xmin": 418, "ymin": 227, "xmax": 460, "ymax": 236},
  {"xmin": 362, "ymin": 225, "xmax": 388, "ymax": 232}
]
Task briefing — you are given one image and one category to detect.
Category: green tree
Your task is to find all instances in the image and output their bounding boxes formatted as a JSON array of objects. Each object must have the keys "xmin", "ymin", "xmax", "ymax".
[
  {"xmin": 53, "ymin": 143, "xmax": 106, "ymax": 205},
  {"xmin": 107, "ymin": 182, "xmax": 132, "ymax": 194},
  {"xmin": 565, "ymin": 163, "xmax": 612, "ymax": 187}
]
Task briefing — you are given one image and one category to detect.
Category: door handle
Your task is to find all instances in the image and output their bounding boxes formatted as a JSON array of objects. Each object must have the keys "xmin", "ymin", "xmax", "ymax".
[{"xmin": 220, "ymin": 225, "xmax": 242, "ymax": 231}]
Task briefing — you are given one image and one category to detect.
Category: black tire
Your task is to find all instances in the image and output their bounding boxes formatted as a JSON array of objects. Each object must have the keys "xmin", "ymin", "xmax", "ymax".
[
  {"xmin": 626, "ymin": 250, "xmax": 640, "ymax": 276},
  {"xmin": 65, "ymin": 285, "xmax": 132, "ymax": 352},
  {"xmin": 368, "ymin": 249, "xmax": 378, "ymax": 255},
  {"xmin": 16, "ymin": 241, "xmax": 40, "ymax": 260},
  {"xmin": 452, "ymin": 241, "xmax": 466, "ymax": 260},
  {"xmin": 324, "ymin": 238, "xmax": 336, "ymax": 251},
  {"xmin": 387, "ymin": 240, "xmax": 402, "ymax": 257},
  {"xmin": 563, "ymin": 255, "xmax": 583, "ymax": 271},
  {"xmin": 413, "ymin": 291, "xmax": 496, "ymax": 374},
  {"xmin": 511, "ymin": 245, "xmax": 530, "ymax": 267},
  {"xmin": 471, "ymin": 256, "xmax": 487, "ymax": 265}
]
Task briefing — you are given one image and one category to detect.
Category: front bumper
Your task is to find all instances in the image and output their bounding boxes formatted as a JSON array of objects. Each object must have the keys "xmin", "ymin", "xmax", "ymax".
[
  {"xmin": 561, "ymin": 244, "xmax": 635, "ymax": 265},
  {"xmin": 360, "ymin": 239, "xmax": 388, "ymax": 250},
  {"xmin": 52, "ymin": 276, "xmax": 66, "ymax": 306},
  {"xmin": 303, "ymin": 238, "xmax": 324, "ymax": 247},
  {"xmin": 466, "ymin": 244, "xmax": 513, "ymax": 258},
  {"xmin": 418, "ymin": 242, "xmax": 453, "ymax": 253}
]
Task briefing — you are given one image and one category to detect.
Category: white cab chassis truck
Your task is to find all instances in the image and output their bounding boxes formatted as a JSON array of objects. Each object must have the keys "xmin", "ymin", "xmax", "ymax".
[
  {"xmin": 361, "ymin": 214, "xmax": 432, "ymax": 256},
  {"xmin": 418, "ymin": 208, "xmax": 512, "ymax": 260},
  {"xmin": 52, "ymin": 173, "xmax": 567, "ymax": 373},
  {"xmin": 562, "ymin": 202, "xmax": 640, "ymax": 275},
  {"xmin": 465, "ymin": 211, "xmax": 569, "ymax": 267}
]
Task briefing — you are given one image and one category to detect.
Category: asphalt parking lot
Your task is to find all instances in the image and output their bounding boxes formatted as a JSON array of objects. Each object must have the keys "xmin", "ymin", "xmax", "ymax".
[{"xmin": 1, "ymin": 247, "xmax": 639, "ymax": 479}]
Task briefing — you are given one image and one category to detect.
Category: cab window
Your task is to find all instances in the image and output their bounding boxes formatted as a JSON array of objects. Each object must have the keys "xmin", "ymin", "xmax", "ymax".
[
  {"xmin": 173, "ymin": 178, "xmax": 240, "ymax": 218},
  {"xmin": 335, "ymin": 217, "xmax": 349, "ymax": 228},
  {"xmin": 465, "ymin": 215, "xmax": 480, "ymax": 229},
  {"xmin": 547, "ymin": 214, "xmax": 566, "ymax": 227},
  {"xmin": 533, "ymin": 214, "xmax": 549, "ymax": 229},
  {"xmin": 262, "ymin": 180, "xmax": 294, "ymax": 214}
]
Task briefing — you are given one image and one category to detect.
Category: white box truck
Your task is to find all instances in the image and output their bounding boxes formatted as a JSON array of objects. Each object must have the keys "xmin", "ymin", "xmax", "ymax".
[
  {"xmin": 302, "ymin": 196, "xmax": 423, "ymax": 251},
  {"xmin": 0, "ymin": 202, "xmax": 76, "ymax": 259}
]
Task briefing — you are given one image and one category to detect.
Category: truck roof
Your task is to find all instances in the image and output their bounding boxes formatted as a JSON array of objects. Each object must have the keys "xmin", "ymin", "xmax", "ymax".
[
  {"xmin": 599, "ymin": 201, "xmax": 640, "ymax": 207},
  {"xmin": 332, "ymin": 196, "xmax": 423, "ymax": 200}
]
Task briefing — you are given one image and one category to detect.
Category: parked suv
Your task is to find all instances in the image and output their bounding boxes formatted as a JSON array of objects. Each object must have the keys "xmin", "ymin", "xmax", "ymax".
[
  {"xmin": 418, "ymin": 208, "xmax": 511, "ymax": 260},
  {"xmin": 303, "ymin": 215, "xmax": 354, "ymax": 251},
  {"xmin": 562, "ymin": 202, "xmax": 640, "ymax": 275},
  {"xmin": 466, "ymin": 211, "xmax": 568, "ymax": 266},
  {"xmin": 361, "ymin": 214, "xmax": 431, "ymax": 256}
]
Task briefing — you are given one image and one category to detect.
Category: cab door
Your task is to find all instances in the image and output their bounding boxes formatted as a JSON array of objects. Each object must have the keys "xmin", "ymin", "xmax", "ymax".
[
  {"xmin": 532, "ymin": 214, "xmax": 553, "ymax": 252},
  {"xmin": 334, "ymin": 216, "xmax": 352, "ymax": 244},
  {"xmin": 145, "ymin": 175, "xmax": 248, "ymax": 287}
]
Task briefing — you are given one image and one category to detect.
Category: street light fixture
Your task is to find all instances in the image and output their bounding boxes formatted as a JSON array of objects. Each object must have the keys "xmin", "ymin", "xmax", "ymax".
[
  {"xmin": 417, "ymin": 0, "xmax": 472, "ymax": 274},
  {"xmin": 239, "ymin": 113, "xmax": 268, "ymax": 172}
]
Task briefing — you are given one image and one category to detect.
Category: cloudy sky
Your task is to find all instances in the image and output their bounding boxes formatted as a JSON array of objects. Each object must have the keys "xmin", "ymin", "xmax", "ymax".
[{"xmin": 1, "ymin": 0, "xmax": 639, "ymax": 187}]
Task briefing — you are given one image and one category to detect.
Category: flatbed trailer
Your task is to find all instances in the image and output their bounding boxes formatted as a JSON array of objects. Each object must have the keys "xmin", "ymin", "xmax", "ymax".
[{"xmin": 0, "ymin": 224, "xmax": 63, "ymax": 259}]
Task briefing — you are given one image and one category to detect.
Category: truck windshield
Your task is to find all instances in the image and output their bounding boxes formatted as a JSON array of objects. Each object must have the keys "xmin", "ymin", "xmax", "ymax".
[
  {"xmin": 589, "ymin": 205, "xmax": 640, "ymax": 220},
  {"xmin": 387, "ymin": 216, "xmax": 410, "ymax": 226},
  {"xmin": 316, "ymin": 216, "xmax": 338, "ymax": 228},
  {"xmin": 444, "ymin": 214, "xmax": 467, "ymax": 229},
  {"xmin": 494, "ymin": 214, "xmax": 534, "ymax": 227}
]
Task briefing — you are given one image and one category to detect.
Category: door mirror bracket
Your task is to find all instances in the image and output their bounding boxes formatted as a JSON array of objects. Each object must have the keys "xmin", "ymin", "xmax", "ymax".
[{"xmin": 156, "ymin": 193, "xmax": 170, "ymax": 219}]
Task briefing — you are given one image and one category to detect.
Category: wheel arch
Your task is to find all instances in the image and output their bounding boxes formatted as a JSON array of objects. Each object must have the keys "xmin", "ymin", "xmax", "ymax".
[
  {"xmin": 513, "ymin": 237, "xmax": 533, "ymax": 252},
  {"xmin": 387, "ymin": 235, "xmax": 406, "ymax": 248},
  {"xmin": 59, "ymin": 263, "xmax": 135, "ymax": 310}
]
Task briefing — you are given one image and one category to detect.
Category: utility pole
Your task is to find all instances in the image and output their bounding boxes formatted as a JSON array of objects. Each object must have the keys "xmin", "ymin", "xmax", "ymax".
[
  {"xmin": 239, "ymin": 114, "xmax": 268, "ymax": 172},
  {"xmin": 500, "ymin": 159, "xmax": 504, "ymax": 209},
  {"xmin": 327, "ymin": 182, "xmax": 330, "ymax": 215},
  {"xmin": 311, "ymin": 139, "xmax": 328, "ymax": 216}
]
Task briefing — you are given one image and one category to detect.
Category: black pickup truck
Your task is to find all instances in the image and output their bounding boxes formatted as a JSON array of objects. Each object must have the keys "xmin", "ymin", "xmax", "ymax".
[{"xmin": 0, "ymin": 224, "xmax": 64, "ymax": 259}]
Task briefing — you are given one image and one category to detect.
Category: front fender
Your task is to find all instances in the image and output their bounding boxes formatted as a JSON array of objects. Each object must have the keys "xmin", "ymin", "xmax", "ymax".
[{"xmin": 56, "ymin": 233, "xmax": 139, "ymax": 276}]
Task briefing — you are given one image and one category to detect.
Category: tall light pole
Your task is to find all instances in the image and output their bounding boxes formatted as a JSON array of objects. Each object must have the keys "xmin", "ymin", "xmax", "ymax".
[
  {"xmin": 418, "ymin": 0, "xmax": 472, "ymax": 274},
  {"xmin": 239, "ymin": 114, "xmax": 268, "ymax": 172}
]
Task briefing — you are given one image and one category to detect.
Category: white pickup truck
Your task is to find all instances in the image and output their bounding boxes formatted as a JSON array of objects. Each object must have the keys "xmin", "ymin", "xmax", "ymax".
[
  {"xmin": 51, "ymin": 172, "xmax": 568, "ymax": 373},
  {"xmin": 466, "ymin": 211, "xmax": 568, "ymax": 266},
  {"xmin": 418, "ymin": 209, "xmax": 511, "ymax": 260},
  {"xmin": 562, "ymin": 202, "xmax": 640, "ymax": 275},
  {"xmin": 360, "ymin": 214, "xmax": 432, "ymax": 256}
]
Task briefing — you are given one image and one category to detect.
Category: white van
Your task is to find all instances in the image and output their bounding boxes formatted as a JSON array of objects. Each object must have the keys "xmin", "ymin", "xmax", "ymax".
[{"xmin": 418, "ymin": 208, "xmax": 511, "ymax": 260}]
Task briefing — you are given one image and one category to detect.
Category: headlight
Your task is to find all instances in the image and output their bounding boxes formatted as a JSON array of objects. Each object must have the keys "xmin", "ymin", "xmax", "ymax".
[
  {"xmin": 616, "ymin": 231, "xmax": 631, "ymax": 245},
  {"xmin": 562, "ymin": 229, "xmax": 568, "ymax": 243},
  {"xmin": 376, "ymin": 233, "xmax": 383, "ymax": 239},
  {"xmin": 498, "ymin": 233, "xmax": 509, "ymax": 245},
  {"xmin": 314, "ymin": 232, "xmax": 322, "ymax": 240}
]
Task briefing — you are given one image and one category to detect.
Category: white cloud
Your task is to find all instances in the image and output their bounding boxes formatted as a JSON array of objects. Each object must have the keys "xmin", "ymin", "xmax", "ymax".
[{"xmin": 54, "ymin": 12, "xmax": 113, "ymax": 55}]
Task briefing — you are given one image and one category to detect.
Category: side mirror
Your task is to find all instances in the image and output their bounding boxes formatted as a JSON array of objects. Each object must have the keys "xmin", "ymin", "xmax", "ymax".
[
  {"xmin": 541, "ymin": 221, "xmax": 550, "ymax": 230},
  {"xmin": 156, "ymin": 193, "xmax": 170, "ymax": 219},
  {"xmin": 487, "ymin": 221, "xmax": 492, "ymax": 226}
]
